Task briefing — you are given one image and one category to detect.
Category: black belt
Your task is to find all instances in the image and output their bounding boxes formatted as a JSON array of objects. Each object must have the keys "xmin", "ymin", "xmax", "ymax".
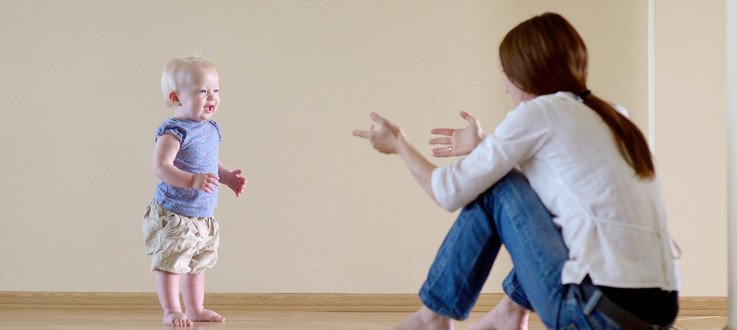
[{"xmin": 578, "ymin": 280, "xmax": 674, "ymax": 330}]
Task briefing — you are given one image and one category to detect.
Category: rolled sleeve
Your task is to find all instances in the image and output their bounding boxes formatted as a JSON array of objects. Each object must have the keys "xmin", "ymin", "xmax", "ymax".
[
  {"xmin": 432, "ymin": 167, "xmax": 456, "ymax": 211},
  {"xmin": 431, "ymin": 137, "xmax": 517, "ymax": 212}
]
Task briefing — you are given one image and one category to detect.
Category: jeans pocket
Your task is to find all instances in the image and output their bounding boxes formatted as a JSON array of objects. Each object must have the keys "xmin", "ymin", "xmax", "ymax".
[
  {"xmin": 562, "ymin": 287, "xmax": 622, "ymax": 330},
  {"xmin": 557, "ymin": 303, "xmax": 582, "ymax": 330},
  {"xmin": 558, "ymin": 286, "xmax": 604, "ymax": 330}
]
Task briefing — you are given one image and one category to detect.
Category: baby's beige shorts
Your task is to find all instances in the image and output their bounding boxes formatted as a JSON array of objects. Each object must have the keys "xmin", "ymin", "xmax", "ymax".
[{"xmin": 142, "ymin": 201, "xmax": 219, "ymax": 274}]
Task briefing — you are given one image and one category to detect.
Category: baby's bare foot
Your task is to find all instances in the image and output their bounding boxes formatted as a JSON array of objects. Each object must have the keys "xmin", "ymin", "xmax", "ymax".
[
  {"xmin": 163, "ymin": 311, "xmax": 192, "ymax": 327},
  {"xmin": 186, "ymin": 309, "xmax": 225, "ymax": 323}
]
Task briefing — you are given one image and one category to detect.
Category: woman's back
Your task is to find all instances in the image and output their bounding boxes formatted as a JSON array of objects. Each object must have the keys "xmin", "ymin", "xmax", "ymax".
[{"xmin": 512, "ymin": 92, "xmax": 680, "ymax": 291}]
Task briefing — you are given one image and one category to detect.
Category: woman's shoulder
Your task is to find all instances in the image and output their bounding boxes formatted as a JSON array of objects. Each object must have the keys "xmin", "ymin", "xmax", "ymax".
[
  {"xmin": 495, "ymin": 95, "xmax": 564, "ymax": 136},
  {"xmin": 523, "ymin": 92, "xmax": 628, "ymax": 116},
  {"xmin": 518, "ymin": 92, "xmax": 613, "ymax": 120},
  {"xmin": 524, "ymin": 92, "xmax": 578, "ymax": 107},
  {"xmin": 504, "ymin": 92, "xmax": 576, "ymax": 122}
]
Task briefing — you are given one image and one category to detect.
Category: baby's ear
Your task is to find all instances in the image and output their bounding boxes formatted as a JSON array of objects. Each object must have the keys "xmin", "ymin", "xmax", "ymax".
[{"xmin": 168, "ymin": 91, "xmax": 181, "ymax": 106}]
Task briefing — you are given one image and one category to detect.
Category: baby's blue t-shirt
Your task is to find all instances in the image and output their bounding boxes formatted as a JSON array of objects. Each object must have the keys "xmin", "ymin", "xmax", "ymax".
[{"xmin": 153, "ymin": 117, "xmax": 222, "ymax": 218}]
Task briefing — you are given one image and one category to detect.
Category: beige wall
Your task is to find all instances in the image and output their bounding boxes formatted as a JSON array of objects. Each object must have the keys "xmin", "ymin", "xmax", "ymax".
[
  {"xmin": 0, "ymin": 0, "xmax": 721, "ymax": 297},
  {"xmin": 653, "ymin": 0, "xmax": 727, "ymax": 296}
]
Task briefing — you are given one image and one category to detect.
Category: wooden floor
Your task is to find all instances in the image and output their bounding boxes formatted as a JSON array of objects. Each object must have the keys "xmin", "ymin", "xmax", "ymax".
[{"xmin": 0, "ymin": 308, "xmax": 728, "ymax": 330}]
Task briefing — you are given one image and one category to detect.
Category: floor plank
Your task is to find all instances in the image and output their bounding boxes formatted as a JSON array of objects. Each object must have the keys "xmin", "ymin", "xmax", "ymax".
[{"xmin": 0, "ymin": 308, "xmax": 727, "ymax": 329}]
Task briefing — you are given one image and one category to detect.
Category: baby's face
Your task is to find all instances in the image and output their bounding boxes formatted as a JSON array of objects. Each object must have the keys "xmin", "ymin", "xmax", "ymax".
[{"xmin": 173, "ymin": 66, "xmax": 220, "ymax": 122}]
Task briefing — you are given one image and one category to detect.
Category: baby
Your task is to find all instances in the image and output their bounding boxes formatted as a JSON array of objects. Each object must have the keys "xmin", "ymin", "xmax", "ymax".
[{"xmin": 143, "ymin": 57, "xmax": 246, "ymax": 326}]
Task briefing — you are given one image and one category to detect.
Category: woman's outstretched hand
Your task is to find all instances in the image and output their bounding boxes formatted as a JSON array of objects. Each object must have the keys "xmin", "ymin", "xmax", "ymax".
[
  {"xmin": 429, "ymin": 111, "xmax": 486, "ymax": 157},
  {"xmin": 352, "ymin": 113, "xmax": 404, "ymax": 154},
  {"xmin": 353, "ymin": 112, "xmax": 438, "ymax": 201}
]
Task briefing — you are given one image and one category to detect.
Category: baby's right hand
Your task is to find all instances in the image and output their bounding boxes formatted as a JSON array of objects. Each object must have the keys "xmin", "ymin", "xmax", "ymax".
[{"xmin": 192, "ymin": 173, "xmax": 220, "ymax": 194}]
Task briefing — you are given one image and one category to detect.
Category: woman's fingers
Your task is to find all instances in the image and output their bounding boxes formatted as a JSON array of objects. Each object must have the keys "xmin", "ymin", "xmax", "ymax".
[
  {"xmin": 430, "ymin": 128, "xmax": 454, "ymax": 136},
  {"xmin": 429, "ymin": 137, "xmax": 452, "ymax": 145},
  {"xmin": 352, "ymin": 129, "xmax": 373, "ymax": 139},
  {"xmin": 460, "ymin": 110, "xmax": 477, "ymax": 123},
  {"xmin": 353, "ymin": 113, "xmax": 389, "ymax": 140},
  {"xmin": 370, "ymin": 112, "xmax": 387, "ymax": 125},
  {"xmin": 432, "ymin": 146, "xmax": 454, "ymax": 158}
]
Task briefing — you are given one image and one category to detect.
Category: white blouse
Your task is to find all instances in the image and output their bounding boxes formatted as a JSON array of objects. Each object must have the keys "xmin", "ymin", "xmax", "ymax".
[{"xmin": 431, "ymin": 92, "xmax": 680, "ymax": 291}]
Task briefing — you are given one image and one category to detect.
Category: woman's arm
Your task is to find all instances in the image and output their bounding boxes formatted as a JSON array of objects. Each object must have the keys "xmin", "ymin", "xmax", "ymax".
[
  {"xmin": 153, "ymin": 134, "xmax": 219, "ymax": 193},
  {"xmin": 352, "ymin": 113, "xmax": 438, "ymax": 202},
  {"xmin": 396, "ymin": 134, "xmax": 437, "ymax": 200}
]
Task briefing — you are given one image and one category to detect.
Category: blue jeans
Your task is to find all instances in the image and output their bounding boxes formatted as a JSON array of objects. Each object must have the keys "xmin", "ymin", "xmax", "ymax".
[{"xmin": 419, "ymin": 170, "xmax": 622, "ymax": 329}]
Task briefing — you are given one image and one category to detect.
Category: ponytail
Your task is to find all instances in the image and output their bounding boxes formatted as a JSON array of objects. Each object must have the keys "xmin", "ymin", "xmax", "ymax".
[{"xmin": 580, "ymin": 91, "xmax": 655, "ymax": 179}]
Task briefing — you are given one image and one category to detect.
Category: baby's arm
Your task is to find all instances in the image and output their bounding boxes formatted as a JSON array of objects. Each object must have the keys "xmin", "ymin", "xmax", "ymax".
[
  {"xmin": 153, "ymin": 134, "xmax": 219, "ymax": 193},
  {"xmin": 218, "ymin": 161, "xmax": 247, "ymax": 197}
]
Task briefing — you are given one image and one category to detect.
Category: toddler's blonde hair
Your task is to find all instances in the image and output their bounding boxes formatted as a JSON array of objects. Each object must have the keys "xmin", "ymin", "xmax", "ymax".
[{"xmin": 160, "ymin": 57, "xmax": 217, "ymax": 107}]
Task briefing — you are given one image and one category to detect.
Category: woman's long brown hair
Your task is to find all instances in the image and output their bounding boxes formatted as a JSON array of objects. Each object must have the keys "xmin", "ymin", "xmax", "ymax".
[{"xmin": 499, "ymin": 13, "xmax": 654, "ymax": 179}]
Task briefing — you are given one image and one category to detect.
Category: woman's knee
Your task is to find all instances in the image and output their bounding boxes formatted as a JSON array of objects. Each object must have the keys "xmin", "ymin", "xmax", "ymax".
[
  {"xmin": 493, "ymin": 169, "xmax": 529, "ymax": 190},
  {"xmin": 478, "ymin": 170, "xmax": 536, "ymax": 208}
]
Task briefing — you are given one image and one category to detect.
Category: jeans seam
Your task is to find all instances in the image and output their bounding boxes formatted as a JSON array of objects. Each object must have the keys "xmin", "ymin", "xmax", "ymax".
[
  {"xmin": 503, "ymin": 185, "xmax": 558, "ymax": 277},
  {"xmin": 420, "ymin": 286, "xmax": 467, "ymax": 319},
  {"xmin": 490, "ymin": 172, "xmax": 567, "ymax": 326},
  {"xmin": 419, "ymin": 210, "xmax": 472, "ymax": 320},
  {"xmin": 503, "ymin": 279, "xmax": 533, "ymax": 311}
]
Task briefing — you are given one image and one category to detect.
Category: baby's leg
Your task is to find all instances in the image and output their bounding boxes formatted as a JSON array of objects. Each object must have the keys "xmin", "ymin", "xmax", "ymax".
[
  {"xmin": 182, "ymin": 273, "xmax": 224, "ymax": 322},
  {"xmin": 156, "ymin": 270, "xmax": 192, "ymax": 326}
]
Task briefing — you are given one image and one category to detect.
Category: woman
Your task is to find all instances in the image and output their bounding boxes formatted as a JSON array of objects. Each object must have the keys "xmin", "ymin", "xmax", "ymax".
[{"xmin": 353, "ymin": 13, "xmax": 680, "ymax": 330}]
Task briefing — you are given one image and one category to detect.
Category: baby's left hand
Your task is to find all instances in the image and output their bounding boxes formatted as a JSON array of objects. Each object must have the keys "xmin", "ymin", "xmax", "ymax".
[{"xmin": 222, "ymin": 169, "xmax": 247, "ymax": 197}]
